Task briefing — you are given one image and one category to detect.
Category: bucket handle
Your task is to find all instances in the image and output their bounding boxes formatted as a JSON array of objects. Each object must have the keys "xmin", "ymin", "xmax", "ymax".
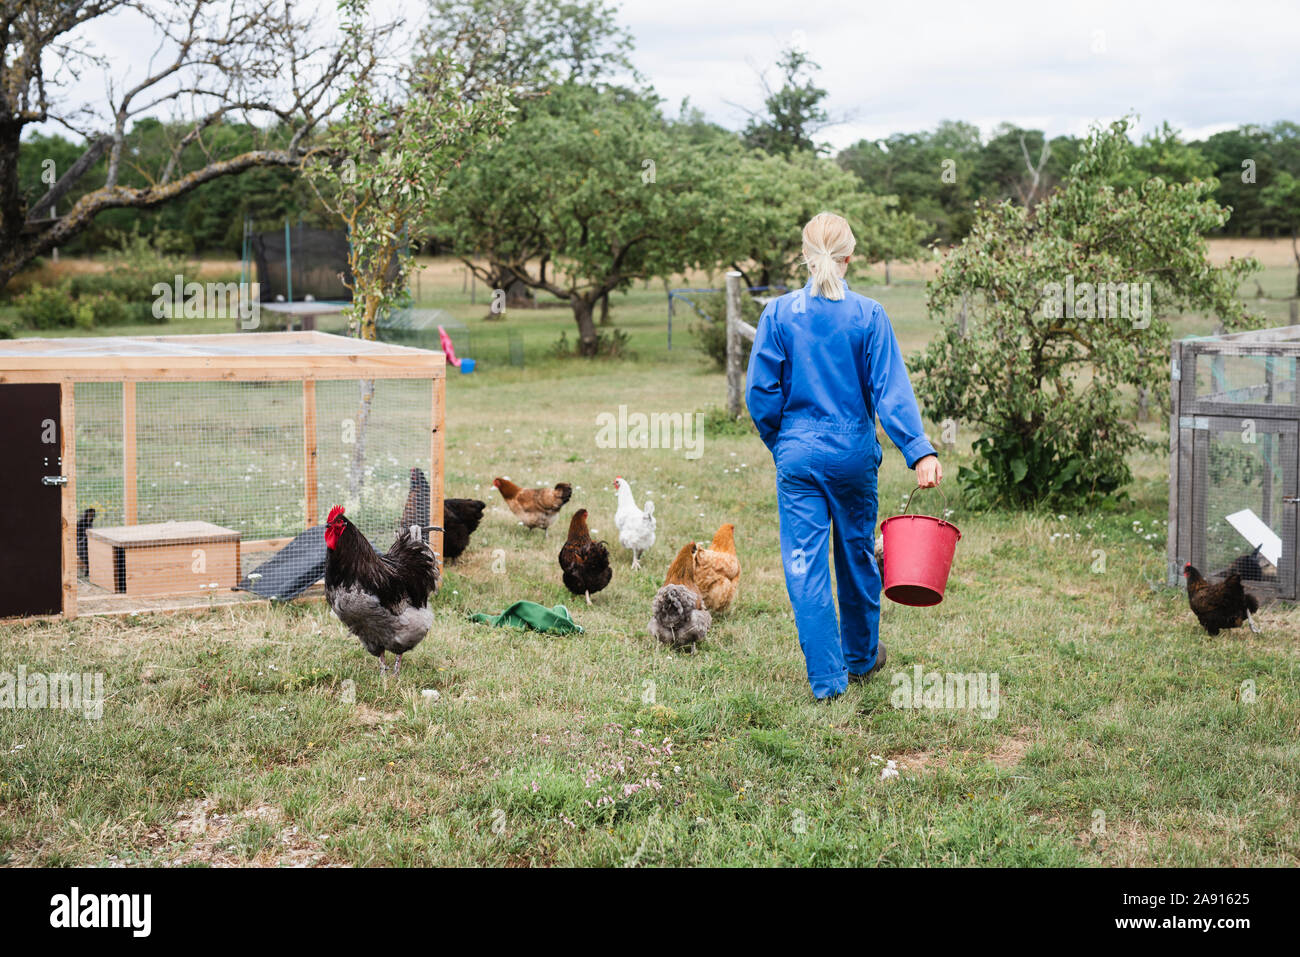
[{"xmin": 900, "ymin": 483, "xmax": 949, "ymax": 517}]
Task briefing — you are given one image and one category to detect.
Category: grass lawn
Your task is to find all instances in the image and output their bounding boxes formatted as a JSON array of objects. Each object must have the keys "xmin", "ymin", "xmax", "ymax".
[{"xmin": 1, "ymin": 253, "xmax": 1298, "ymax": 867}]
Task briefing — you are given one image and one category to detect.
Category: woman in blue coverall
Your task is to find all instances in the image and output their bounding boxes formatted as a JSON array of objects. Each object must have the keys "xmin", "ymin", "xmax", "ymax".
[{"xmin": 745, "ymin": 212, "xmax": 942, "ymax": 701}]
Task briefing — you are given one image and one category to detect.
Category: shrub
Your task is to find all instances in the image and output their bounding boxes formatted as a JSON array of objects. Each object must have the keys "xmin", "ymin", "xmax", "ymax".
[
  {"xmin": 691, "ymin": 289, "xmax": 759, "ymax": 371},
  {"xmin": 17, "ymin": 283, "xmax": 86, "ymax": 329},
  {"xmin": 550, "ymin": 327, "xmax": 632, "ymax": 359},
  {"xmin": 913, "ymin": 118, "xmax": 1262, "ymax": 510}
]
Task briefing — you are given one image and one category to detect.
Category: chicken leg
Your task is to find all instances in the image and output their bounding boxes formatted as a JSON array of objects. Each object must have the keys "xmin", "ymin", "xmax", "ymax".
[
  {"xmin": 1246, "ymin": 608, "xmax": 1262, "ymax": 634},
  {"xmin": 585, "ymin": 590, "xmax": 592, "ymax": 606},
  {"xmin": 631, "ymin": 551, "xmax": 641, "ymax": 570},
  {"xmin": 393, "ymin": 654, "xmax": 404, "ymax": 676},
  {"xmin": 377, "ymin": 652, "xmax": 390, "ymax": 674}
]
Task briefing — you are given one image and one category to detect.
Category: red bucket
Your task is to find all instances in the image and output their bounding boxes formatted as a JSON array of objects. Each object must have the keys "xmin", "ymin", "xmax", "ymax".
[{"xmin": 879, "ymin": 486, "xmax": 960, "ymax": 607}]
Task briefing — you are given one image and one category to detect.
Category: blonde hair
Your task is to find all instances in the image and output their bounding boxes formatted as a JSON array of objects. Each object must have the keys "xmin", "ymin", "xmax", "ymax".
[{"xmin": 801, "ymin": 212, "xmax": 855, "ymax": 301}]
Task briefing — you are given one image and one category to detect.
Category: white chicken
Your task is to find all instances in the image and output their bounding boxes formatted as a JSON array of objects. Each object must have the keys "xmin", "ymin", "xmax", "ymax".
[{"xmin": 613, "ymin": 475, "xmax": 656, "ymax": 569}]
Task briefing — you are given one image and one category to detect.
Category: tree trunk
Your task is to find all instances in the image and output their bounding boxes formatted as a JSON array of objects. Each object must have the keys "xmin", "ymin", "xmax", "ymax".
[
  {"xmin": 884, "ymin": 260, "xmax": 892, "ymax": 286},
  {"xmin": 573, "ymin": 297, "xmax": 599, "ymax": 357},
  {"xmin": 0, "ymin": 118, "xmax": 26, "ymax": 279},
  {"xmin": 348, "ymin": 293, "xmax": 382, "ymax": 496},
  {"xmin": 599, "ymin": 291, "xmax": 611, "ymax": 325}
]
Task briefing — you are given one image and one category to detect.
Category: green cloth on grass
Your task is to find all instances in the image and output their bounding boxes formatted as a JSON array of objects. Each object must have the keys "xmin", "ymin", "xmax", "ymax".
[{"xmin": 468, "ymin": 600, "xmax": 584, "ymax": 634}]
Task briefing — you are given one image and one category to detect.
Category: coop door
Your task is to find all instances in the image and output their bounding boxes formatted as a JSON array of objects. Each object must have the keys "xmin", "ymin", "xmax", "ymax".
[
  {"xmin": 1188, "ymin": 416, "xmax": 1298, "ymax": 600},
  {"xmin": 0, "ymin": 383, "xmax": 65, "ymax": 617}
]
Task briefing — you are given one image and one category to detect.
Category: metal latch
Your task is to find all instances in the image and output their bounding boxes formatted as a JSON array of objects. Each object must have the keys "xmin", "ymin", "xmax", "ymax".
[
  {"xmin": 42, "ymin": 475, "xmax": 68, "ymax": 486},
  {"xmin": 1285, "ymin": 496, "xmax": 1300, "ymax": 505}
]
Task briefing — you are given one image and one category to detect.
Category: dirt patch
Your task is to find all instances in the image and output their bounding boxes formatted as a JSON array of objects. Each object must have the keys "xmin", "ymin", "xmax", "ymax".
[
  {"xmin": 142, "ymin": 799, "xmax": 342, "ymax": 867},
  {"xmin": 891, "ymin": 727, "xmax": 1034, "ymax": 775},
  {"xmin": 353, "ymin": 703, "xmax": 405, "ymax": 726}
]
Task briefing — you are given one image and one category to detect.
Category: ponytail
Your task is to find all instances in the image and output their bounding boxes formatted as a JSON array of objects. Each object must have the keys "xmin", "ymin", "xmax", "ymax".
[{"xmin": 800, "ymin": 212, "xmax": 855, "ymax": 301}]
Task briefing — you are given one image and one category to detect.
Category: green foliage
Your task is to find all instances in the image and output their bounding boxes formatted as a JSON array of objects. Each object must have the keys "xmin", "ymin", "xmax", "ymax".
[
  {"xmin": 914, "ymin": 117, "xmax": 1264, "ymax": 510},
  {"xmin": 741, "ymin": 47, "xmax": 829, "ymax": 156},
  {"xmin": 17, "ymin": 283, "xmax": 88, "ymax": 329},
  {"xmin": 701, "ymin": 405, "xmax": 757, "ymax": 437},
  {"xmin": 434, "ymin": 84, "xmax": 726, "ymax": 355},
  {"xmin": 305, "ymin": 17, "xmax": 515, "ymax": 341},
  {"xmin": 690, "ymin": 289, "xmax": 758, "ymax": 370},
  {"xmin": 550, "ymin": 327, "xmax": 631, "ymax": 358},
  {"xmin": 719, "ymin": 151, "xmax": 908, "ymax": 289}
]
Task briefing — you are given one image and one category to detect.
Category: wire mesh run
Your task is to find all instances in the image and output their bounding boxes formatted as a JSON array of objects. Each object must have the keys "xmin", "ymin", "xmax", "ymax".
[
  {"xmin": 1168, "ymin": 328, "xmax": 1300, "ymax": 600},
  {"xmin": 73, "ymin": 377, "xmax": 433, "ymax": 614}
]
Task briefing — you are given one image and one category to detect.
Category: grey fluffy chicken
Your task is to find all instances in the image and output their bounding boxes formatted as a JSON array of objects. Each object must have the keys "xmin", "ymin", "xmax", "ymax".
[
  {"xmin": 324, "ymin": 505, "xmax": 441, "ymax": 675},
  {"xmin": 648, "ymin": 583, "xmax": 712, "ymax": 652}
]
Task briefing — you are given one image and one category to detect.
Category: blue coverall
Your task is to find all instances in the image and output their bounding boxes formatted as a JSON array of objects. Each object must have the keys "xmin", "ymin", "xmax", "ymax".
[{"xmin": 745, "ymin": 277, "xmax": 936, "ymax": 699}]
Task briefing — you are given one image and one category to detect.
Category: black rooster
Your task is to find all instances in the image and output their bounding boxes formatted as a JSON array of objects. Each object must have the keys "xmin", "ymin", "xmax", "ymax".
[{"xmin": 326, "ymin": 505, "xmax": 441, "ymax": 675}]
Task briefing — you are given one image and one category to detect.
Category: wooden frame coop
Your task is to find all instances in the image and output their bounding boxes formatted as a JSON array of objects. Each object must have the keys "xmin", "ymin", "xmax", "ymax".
[
  {"xmin": 0, "ymin": 331, "xmax": 444, "ymax": 620},
  {"xmin": 1167, "ymin": 324, "xmax": 1299, "ymax": 600}
]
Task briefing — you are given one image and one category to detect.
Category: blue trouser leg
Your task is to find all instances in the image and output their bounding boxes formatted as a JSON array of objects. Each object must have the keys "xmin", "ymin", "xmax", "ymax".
[
  {"xmin": 775, "ymin": 436, "xmax": 846, "ymax": 698},
  {"xmin": 826, "ymin": 446, "xmax": 881, "ymax": 675}
]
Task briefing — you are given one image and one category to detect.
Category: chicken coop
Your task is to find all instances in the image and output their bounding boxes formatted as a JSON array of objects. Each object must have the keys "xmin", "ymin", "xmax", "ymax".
[
  {"xmin": 1167, "ymin": 325, "xmax": 1299, "ymax": 600},
  {"xmin": 0, "ymin": 331, "xmax": 444, "ymax": 620}
]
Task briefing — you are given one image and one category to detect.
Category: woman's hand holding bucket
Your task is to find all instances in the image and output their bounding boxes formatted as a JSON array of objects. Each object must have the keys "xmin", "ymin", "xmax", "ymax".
[{"xmin": 914, "ymin": 454, "xmax": 943, "ymax": 488}]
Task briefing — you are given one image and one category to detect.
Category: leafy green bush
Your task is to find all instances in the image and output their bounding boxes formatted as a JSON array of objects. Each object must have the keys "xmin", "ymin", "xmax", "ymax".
[
  {"xmin": 69, "ymin": 228, "xmax": 191, "ymax": 323},
  {"xmin": 550, "ymin": 327, "xmax": 632, "ymax": 359},
  {"xmin": 17, "ymin": 283, "xmax": 88, "ymax": 329},
  {"xmin": 691, "ymin": 289, "xmax": 760, "ymax": 370},
  {"xmin": 913, "ymin": 118, "xmax": 1262, "ymax": 510}
]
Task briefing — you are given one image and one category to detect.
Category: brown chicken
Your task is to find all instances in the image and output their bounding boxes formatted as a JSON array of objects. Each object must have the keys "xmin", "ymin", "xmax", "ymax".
[
  {"xmin": 693, "ymin": 523, "xmax": 740, "ymax": 614},
  {"xmin": 558, "ymin": 509, "xmax": 612, "ymax": 605},
  {"xmin": 663, "ymin": 542, "xmax": 700, "ymax": 592},
  {"xmin": 1184, "ymin": 563, "xmax": 1261, "ymax": 636},
  {"xmin": 493, "ymin": 477, "xmax": 572, "ymax": 534}
]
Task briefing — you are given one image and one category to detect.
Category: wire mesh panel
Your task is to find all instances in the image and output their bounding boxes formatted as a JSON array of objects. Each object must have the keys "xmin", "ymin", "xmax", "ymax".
[
  {"xmin": 314, "ymin": 378, "xmax": 433, "ymax": 553},
  {"xmin": 1170, "ymin": 330, "xmax": 1300, "ymax": 599},
  {"xmin": 72, "ymin": 375, "xmax": 434, "ymax": 611},
  {"xmin": 1195, "ymin": 419, "xmax": 1296, "ymax": 588},
  {"xmin": 74, "ymin": 382, "xmax": 125, "ymax": 529},
  {"xmin": 1193, "ymin": 352, "xmax": 1298, "ymax": 408}
]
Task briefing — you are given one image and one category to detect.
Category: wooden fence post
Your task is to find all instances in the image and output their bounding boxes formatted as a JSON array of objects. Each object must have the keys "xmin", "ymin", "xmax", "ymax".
[
  {"xmin": 726, "ymin": 271, "xmax": 743, "ymax": 417},
  {"xmin": 725, "ymin": 271, "xmax": 758, "ymax": 418}
]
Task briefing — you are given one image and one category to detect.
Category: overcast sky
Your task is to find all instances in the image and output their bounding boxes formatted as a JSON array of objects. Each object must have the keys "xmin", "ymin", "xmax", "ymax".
[{"xmin": 35, "ymin": 0, "xmax": 1299, "ymax": 151}]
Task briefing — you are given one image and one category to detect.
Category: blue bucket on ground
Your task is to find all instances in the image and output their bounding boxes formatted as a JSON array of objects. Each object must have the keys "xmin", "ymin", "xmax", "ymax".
[{"xmin": 460, "ymin": 358, "xmax": 476, "ymax": 374}]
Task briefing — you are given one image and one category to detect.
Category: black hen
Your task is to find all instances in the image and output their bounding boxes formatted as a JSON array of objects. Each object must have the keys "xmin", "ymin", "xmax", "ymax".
[
  {"xmin": 399, "ymin": 468, "xmax": 431, "ymax": 532},
  {"xmin": 443, "ymin": 498, "xmax": 486, "ymax": 562},
  {"xmin": 1227, "ymin": 544, "xmax": 1274, "ymax": 583},
  {"xmin": 558, "ymin": 509, "xmax": 612, "ymax": 605},
  {"xmin": 76, "ymin": 507, "xmax": 96, "ymax": 576},
  {"xmin": 1184, "ymin": 563, "xmax": 1260, "ymax": 636}
]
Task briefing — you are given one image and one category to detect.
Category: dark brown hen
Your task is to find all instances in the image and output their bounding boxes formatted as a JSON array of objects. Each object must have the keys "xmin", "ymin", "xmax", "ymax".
[
  {"xmin": 558, "ymin": 508, "xmax": 612, "ymax": 605},
  {"xmin": 1184, "ymin": 563, "xmax": 1261, "ymax": 636}
]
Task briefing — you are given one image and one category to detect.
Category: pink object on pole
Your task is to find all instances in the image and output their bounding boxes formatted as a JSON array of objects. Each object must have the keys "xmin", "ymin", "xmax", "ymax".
[{"xmin": 438, "ymin": 325, "xmax": 462, "ymax": 368}]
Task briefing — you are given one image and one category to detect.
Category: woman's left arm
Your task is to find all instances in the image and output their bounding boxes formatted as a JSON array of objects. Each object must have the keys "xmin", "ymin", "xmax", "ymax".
[{"xmin": 867, "ymin": 302, "xmax": 939, "ymax": 474}]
